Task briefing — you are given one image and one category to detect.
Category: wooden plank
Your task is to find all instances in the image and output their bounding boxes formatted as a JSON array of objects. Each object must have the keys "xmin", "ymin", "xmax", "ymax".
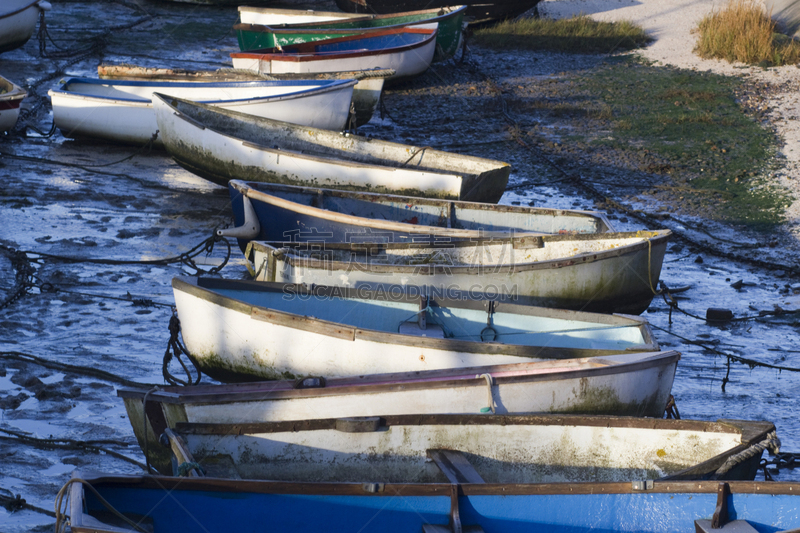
[{"xmin": 427, "ymin": 449, "xmax": 485, "ymax": 484}]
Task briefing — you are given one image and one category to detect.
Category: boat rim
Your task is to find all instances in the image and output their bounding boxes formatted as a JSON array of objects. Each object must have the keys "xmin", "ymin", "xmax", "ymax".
[
  {"xmin": 251, "ymin": 230, "xmax": 671, "ymax": 275},
  {"xmin": 231, "ymin": 180, "xmax": 615, "ymax": 237},
  {"xmin": 116, "ymin": 349, "xmax": 680, "ymax": 404},
  {"xmin": 172, "ymin": 276, "xmax": 659, "ymax": 358},
  {"xmin": 47, "ymin": 77, "xmax": 357, "ymax": 106}
]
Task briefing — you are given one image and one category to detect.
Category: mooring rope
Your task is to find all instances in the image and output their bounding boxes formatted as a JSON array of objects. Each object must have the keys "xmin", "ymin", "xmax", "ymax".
[
  {"xmin": 0, "ymin": 351, "xmax": 159, "ymax": 388},
  {"xmin": 0, "ymin": 486, "xmax": 56, "ymax": 518},
  {"xmin": 54, "ymin": 478, "xmax": 150, "ymax": 533},
  {"xmin": 0, "ymin": 429, "xmax": 147, "ymax": 471},
  {"xmin": 162, "ymin": 313, "xmax": 202, "ymax": 387},
  {"xmin": 713, "ymin": 430, "xmax": 781, "ymax": 478}
]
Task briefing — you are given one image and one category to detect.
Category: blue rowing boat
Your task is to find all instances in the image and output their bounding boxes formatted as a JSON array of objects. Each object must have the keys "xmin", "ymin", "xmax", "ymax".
[
  {"xmin": 63, "ymin": 473, "xmax": 800, "ymax": 533},
  {"xmin": 222, "ymin": 180, "xmax": 614, "ymax": 245}
]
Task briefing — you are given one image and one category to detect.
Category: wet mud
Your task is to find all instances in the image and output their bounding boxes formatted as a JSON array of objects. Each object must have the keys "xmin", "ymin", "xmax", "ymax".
[{"xmin": 1, "ymin": 1, "xmax": 799, "ymax": 531}]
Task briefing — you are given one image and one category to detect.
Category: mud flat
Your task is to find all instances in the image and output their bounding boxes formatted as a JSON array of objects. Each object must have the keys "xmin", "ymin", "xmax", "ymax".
[{"xmin": 1, "ymin": 1, "xmax": 799, "ymax": 531}]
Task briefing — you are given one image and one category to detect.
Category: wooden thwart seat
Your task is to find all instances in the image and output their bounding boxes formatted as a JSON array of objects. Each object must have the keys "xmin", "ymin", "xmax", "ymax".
[{"xmin": 427, "ymin": 449, "xmax": 485, "ymax": 484}]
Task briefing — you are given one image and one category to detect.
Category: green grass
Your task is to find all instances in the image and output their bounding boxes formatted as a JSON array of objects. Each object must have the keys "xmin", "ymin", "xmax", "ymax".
[
  {"xmin": 473, "ymin": 15, "xmax": 652, "ymax": 53},
  {"xmin": 696, "ymin": 0, "xmax": 800, "ymax": 66},
  {"xmin": 570, "ymin": 60, "xmax": 788, "ymax": 227}
]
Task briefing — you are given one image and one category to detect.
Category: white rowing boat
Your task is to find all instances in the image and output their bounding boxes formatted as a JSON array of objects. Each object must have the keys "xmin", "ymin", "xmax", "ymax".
[{"xmin": 48, "ymin": 77, "xmax": 356, "ymax": 146}]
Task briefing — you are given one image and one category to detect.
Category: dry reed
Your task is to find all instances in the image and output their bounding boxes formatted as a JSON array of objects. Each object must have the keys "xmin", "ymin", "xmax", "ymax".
[{"xmin": 695, "ymin": 0, "xmax": 800, "ymax": 65}]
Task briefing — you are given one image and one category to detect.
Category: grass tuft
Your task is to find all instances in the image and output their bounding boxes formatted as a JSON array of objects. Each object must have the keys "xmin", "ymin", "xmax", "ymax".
[
  {"xmin": 695, "ymin": 0, "xmax": 800, "ymax": 65},
  {"xmin": 473, "ymin": 15, "xmax": 652, "ymax": 53}
]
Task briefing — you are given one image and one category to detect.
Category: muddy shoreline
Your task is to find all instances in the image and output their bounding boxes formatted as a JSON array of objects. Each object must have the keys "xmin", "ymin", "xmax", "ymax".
[{"xmin": 1, "ymin": 1, "xmax": 800, "ymax": 531}]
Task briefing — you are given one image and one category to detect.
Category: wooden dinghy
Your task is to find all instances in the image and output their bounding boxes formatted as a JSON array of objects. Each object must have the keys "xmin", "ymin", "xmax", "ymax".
[
  {"xmin": 119, "ymin": 350, "xmax": 679, "ymax": 474},
  {"xmin": 172, "ymin": 276, "xmax": 659, "ymax": 382},
  {"xmin": 172, "ymin": 416, "xmax": 777, "ymax": 483},
  {"xmin": 235, "ymin": 6, "xmax": 467, "ymax": 63},
  {"xmin": 0, "ymin": 75, "xmax": 26, "ymax": 132},
  {"xmin": 64, "ymin": 472, "xmax": 800, "ymax": 533},
  {"xmin": 223, "ymin": 180, "xmax": 614, "ymax": 246},
  {"xmin": 231, "ymin": 26, "xmax": 438, "ymax": 81},
  {"xmin": 47, "ymin": 77, "xmax": 356, "ymax": 146},
  {"xmin": 0, "ymin": 0, "xmax": 50, "ymax": 54},
  {"xmin": 152, "ymin": 95, "xmax": 510, "ymax": 200},
  {"xmin": 248, "ymin": 230, "xmax": 670, "ymax": 315},
  {"xmin": 97, "ymin": 64, "xmax": 393, "ymax": 127},
  {"xmin": 336, "ymin": 0, "xmax": 541, "ymax": 26}
]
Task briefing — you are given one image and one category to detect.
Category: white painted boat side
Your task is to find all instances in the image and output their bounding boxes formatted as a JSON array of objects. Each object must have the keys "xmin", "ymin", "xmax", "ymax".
[
  {"xmin": 183, "ymin": 422, "xmax": 744, "ymax": 483},
  {"xmin": 172, "ymin": 278, "xmax": 656, "ymax": 380},
  {"xmin": 179, "ymin": 353, "xmax": 677, "ymax": 422},
  {"xmin": 48, "ymin": 79, "xmax": 355, "ymax": 145},
  {"xmin": 154, "ymin": 96, "xmax": 466, "ymax": 195},
  {"xmin": 231, "ymin": 29, "xmax": 437, "ymax": 79},
  {"xmin": 251, "ymin": 233, "xmax": 667, "ymax": 308},
  {"xmin": 0, "ymin": 0, "xmax": 49, "ymax": 54},
  {"xmin": 238, "ymin": 6, "xmax": 358, "ymax": 25}
]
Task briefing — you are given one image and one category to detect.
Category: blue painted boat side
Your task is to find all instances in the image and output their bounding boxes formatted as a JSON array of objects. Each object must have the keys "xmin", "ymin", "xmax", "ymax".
[
  {"xmin": 85, "ymin": 487, "xmax": 453, "ymax": 532},
  {"xmin": 463, "ymin": 492, "xmax": 800, "ymax": 532},
  {"xmin": 308, "ymin": 31, "xmax": 428, "ymax": 53},
  {"xmin": 79, "ymin": 484, "xmax": 800, "ymax": 532},
  {"xmin": 228, "ymin": 182, "xmax": 606, "ymax": 246}
]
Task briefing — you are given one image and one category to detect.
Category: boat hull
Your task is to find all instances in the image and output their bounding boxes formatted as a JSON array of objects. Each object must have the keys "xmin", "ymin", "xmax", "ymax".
[
  {"xmin": 172, "ymin": 277, "xmax": 658, "ymax": 382},
  {"xmin": 68, "ymin": 474, "xmax": 800, "ymax": 533},
  {"xmin": 0, "ymin": 75, "xmax": 26, "ymax": 131},
  {"xmin": 250, "ymin": 230, "xmax": 669, "ymax": 315},
  {"xmin": 0, "ymin": 0, "xmax": 49, "ymax": 54},
  {"xmin": 97, "ymin": 64, "xmax": 390, "ymax": 127},
  {"xmin": 228, "ymin": 180, "xmax": 614, "ymax": 247},
  {"xmin": 231, "ymin": 27, "xmax": 437, "ymax": 81},
  {"xmin": 335, "ymin": 0, "xmax": 540, "ymax": 26},
  {"xmin": 153, "ymin": 95, "xmax": 509, "ymax": 200},
  {"xmin": 48, "ymin": 77, "xmax": 356, "ymax": 146},
  {"xmin": 120, "ymin": 351, "xmax": 679, "ymax": 473},
  {"xmin": 235, "ymin": 6, "xmax": 466, "ymax": 62},
  {"xmin": 176, "ymin": 416, "xmax": 775, "ymax": 483}
]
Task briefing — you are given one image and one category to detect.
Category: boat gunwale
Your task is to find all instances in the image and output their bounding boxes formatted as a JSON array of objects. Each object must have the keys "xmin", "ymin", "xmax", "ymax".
[
  {"xmin": 173, "ymin": 416, "xmax": 774, "ymax": 482},
  {"xmin": 175, "ymin": 414, "xmax": 764, "ymax": 437},
  {"xmin": 97, "ymin": 64, "xmax": 396, "ymax": 82},
  {"xmin": 48, "ymin": 77, "xmax": 357, "ymax": 107},
  {"xmin": 167, "ymin": 95, "xmax": 509, "ymax": 172},
  {"xmin": 116, "ymin": 350, "xmax": 680, "ymax": 404},
  {"xmin": 172, "ymin": 276, "xmax": 658, "ymax": 359},
  {"xmin": 231, "ymin": 180, "xmax": 613, "ymax": 236},
  {"xmin": 234, "ymin": 5, "xmax": 465, "ymax": 34},
  {"xmin": 232, "ymin": 26, "xmax": 437, "ymax": 63},
  {"xmin": 0, "ymin": 0, "xmax": 44, "ymax": 20},
  {"xmin": 69, "ymin": 470, "xmax": 800, "ymax": 500},
  {"xmin": 237, "ymin": 5, "xmax": 466, "ymax": 31},
  {"xmin": 0, "ymin": 75, "xmax": 26, "ymax": 104},
  {"xmin": 251, "ymin": 230, "xmax": 671, "ymax": 275}
]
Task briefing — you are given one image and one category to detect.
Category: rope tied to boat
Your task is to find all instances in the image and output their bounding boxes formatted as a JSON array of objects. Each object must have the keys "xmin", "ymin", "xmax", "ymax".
[
  {"xmin": 162, "ymin": 311, "xmax": 202, "ymax": 387},
  {"xmin": 478, "ymin": 373, "xmax": 496, "ymax": 413},
  {"xmin": 664, "ymin": 394, "xmax": 680, "ymax": 419},
  {"xmin": 713, "ymin": 430, "xmax": 781, "ymax": 478},
  {"xmin": 55, "ymin": 478, "xmax": 150, "ymax": 533},
  {"xmin": 177, "ymin": 461, "xmax": 205, "ymax": 477}
]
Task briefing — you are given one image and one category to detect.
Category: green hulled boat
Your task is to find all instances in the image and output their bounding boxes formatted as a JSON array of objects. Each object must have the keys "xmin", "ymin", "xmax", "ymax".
[{"xmin": 235, "ymin": 5, "xmax": 466, "ymax": 62}]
